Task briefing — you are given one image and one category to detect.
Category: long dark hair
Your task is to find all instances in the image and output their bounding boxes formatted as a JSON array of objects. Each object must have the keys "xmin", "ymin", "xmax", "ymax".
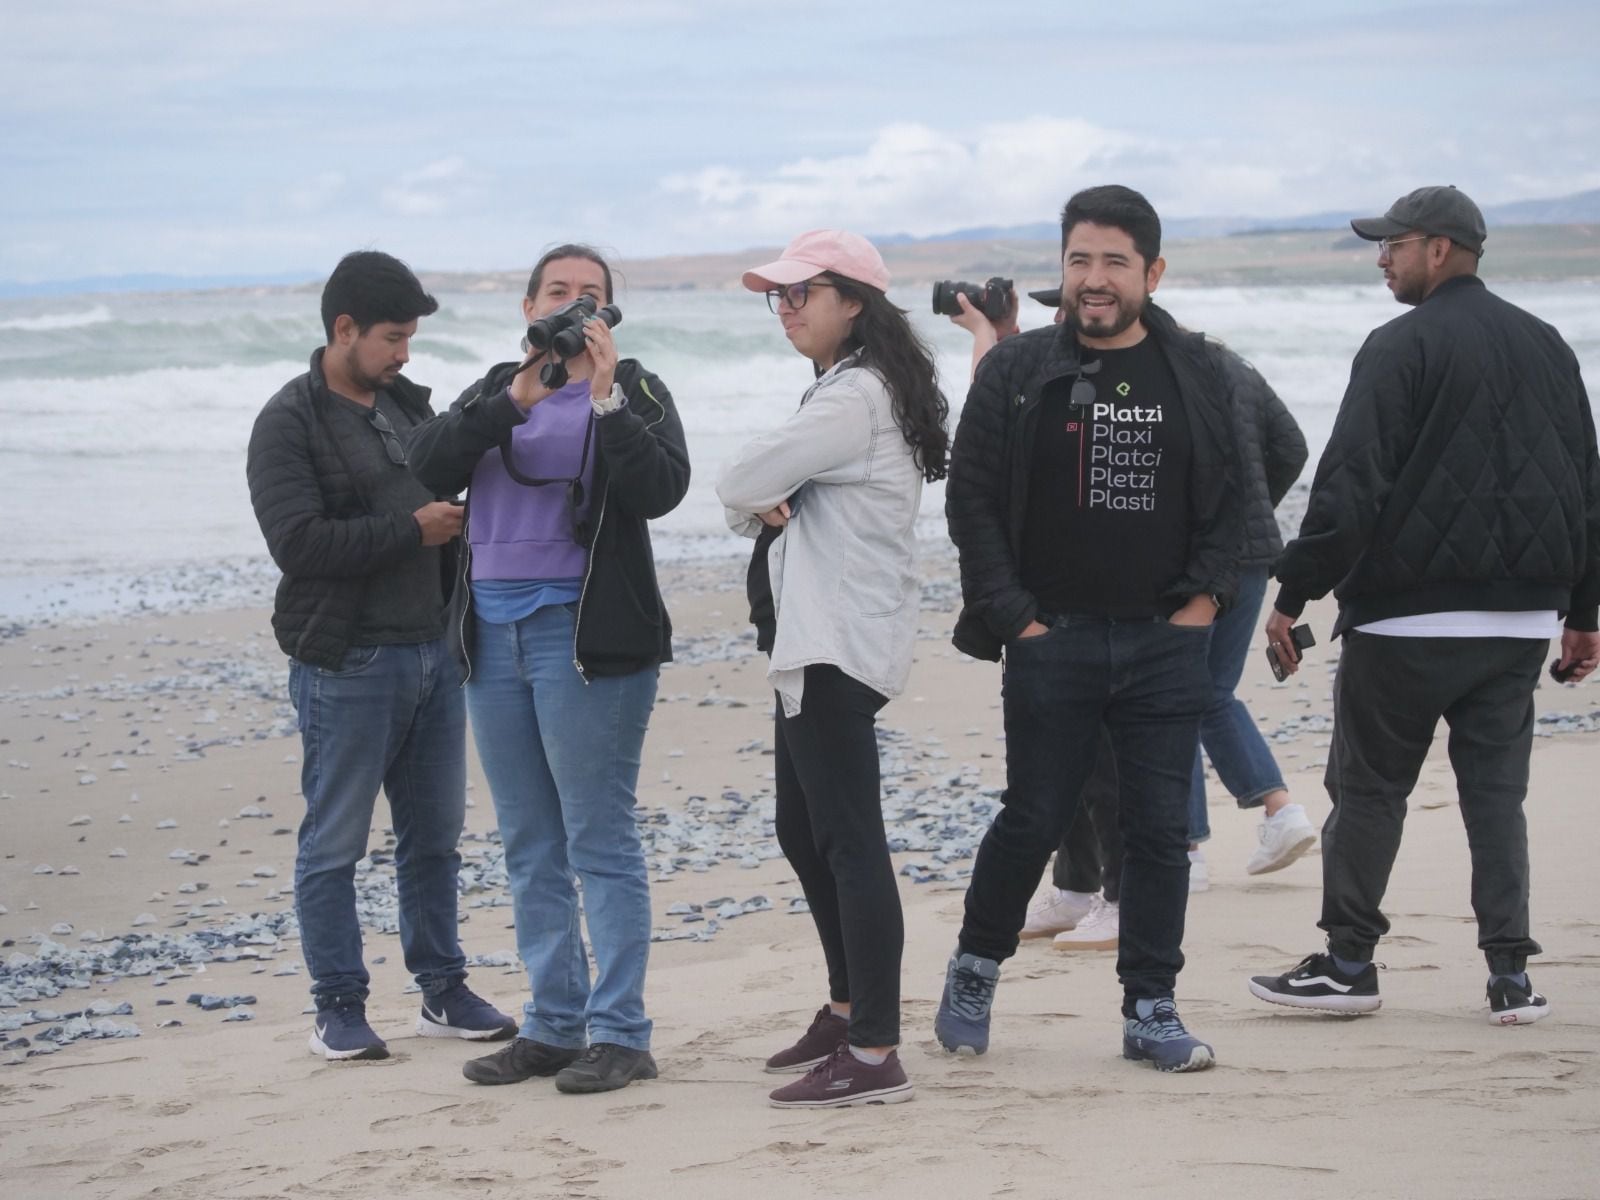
[{"xmin": 826, "ymin": 273, "xmax": 949, "ymax": 482}]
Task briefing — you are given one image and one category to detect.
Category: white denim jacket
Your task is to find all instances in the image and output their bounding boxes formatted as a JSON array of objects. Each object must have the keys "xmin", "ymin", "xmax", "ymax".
[{"xmin": 717, "ymin": 356, "xmax": 924, "ymax": 717}]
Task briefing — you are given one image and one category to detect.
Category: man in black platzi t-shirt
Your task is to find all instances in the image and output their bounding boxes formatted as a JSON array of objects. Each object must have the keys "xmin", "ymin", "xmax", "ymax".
[{"xmin": 937, "ymin": 186, "xmax": 1243, "ymax": 1072}]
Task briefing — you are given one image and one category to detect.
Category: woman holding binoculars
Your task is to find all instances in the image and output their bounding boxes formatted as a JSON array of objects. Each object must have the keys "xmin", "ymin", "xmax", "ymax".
[
  {"xmin": 408, "ymin": 244, "xmax": 689, "ymax": 1095},
  {"xmin": 718, "ymin": 230, "xmax": 949, "ymax": 1108}
]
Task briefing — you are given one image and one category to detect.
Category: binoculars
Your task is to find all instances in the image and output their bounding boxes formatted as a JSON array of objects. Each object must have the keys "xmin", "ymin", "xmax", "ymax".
[{"xmin": 526, "ymin": 295, "xmax": 622, "ymax": 388}]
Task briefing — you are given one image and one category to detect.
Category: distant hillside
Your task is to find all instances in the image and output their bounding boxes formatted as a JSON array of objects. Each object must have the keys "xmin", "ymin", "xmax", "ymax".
[{"xmin": 873, "ymin": 187, "xmax": 1600, "ymax": 244}]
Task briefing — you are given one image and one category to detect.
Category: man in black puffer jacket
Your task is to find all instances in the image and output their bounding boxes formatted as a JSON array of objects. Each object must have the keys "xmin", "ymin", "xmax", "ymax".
[
  {"xmin": 1249, "ymin": 187, "xmax": 1600, "ymax": 1028},
  {"xmin": 934, "ymin": 186, "xmax": 1242, "ymax": 1074},
  {"xmin": 247, "ymin": 251, "xmax": 515, "ymax": 1062}
]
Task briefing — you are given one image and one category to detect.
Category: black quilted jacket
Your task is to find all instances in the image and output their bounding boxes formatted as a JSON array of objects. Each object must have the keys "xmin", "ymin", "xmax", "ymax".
[
  {"xmin": 1274, "ymin": 275, "xmax": 1600, "ymax": 634},
  {"xmin": 1222, "ymin": 347, "xmax": 1308, "ymax": 568},
  {"xmin": 246, "ymin": 349, "xmax": 455, "ymax": 669},
  {"xmin": 946, "ymin": 302, "xmax": 1244, "ymax": 662}
]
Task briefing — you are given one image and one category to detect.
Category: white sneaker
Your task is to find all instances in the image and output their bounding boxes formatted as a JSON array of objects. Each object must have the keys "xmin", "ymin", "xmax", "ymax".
[
  {"xmin": 1246, "ymin": 803, "xmax": 1318, "ymax": 875},
  {"xmin": 1052, "ymin": 896, "xmax": 1118, "ymax": 951},
  {"xmin": 1021, "ymin": 888, "xmax": 1096, "ymax": 939},
  {"xmin": 1187, "ymin": 848, "xmax": 1209, "ymax": 893}
]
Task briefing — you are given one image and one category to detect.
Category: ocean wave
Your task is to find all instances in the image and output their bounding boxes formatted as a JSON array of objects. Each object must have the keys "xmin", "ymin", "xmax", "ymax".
[{"xmin": 0, "ymin": 305, "xmax": 114, "ymax": 332}]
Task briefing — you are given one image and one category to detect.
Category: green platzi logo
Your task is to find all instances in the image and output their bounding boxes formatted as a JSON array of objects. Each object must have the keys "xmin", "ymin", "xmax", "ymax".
[{"xmin": 1115, "ymin": 381, "xmax": 1132, "ymax": 397}]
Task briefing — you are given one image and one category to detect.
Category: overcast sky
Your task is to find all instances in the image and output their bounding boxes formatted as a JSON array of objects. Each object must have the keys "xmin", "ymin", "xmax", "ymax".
[{"xmin": 4, "ymin": 0, "xmax": 1597, "ymax": 283}]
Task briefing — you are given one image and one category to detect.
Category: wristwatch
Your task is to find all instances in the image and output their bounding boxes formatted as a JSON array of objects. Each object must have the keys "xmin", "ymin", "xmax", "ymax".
[{"xmin": 590, "ymin": 383, "xmax": 626, "ymax": 416}]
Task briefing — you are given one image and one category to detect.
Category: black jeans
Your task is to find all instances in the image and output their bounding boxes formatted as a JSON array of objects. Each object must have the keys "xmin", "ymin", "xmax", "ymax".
[
  {"xmin": 1320, "ymin": 631, "xmax": 1546, "ymax": 974},
  {"xmin": 774, "ymin": 664, "xmax": 901, "ymax": 1046},
  {"xmin": 959, "ymin": 617, "xmax": 1210, "ymax": 1006},
  {"xmin": 1051, "ymin": 728, "xmax": 1123, "ymax": 904}
]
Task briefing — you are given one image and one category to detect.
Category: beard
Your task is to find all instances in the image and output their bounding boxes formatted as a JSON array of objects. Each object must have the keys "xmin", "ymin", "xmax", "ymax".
[{"xmin": 1065, "ymin": 288, "xmax": 1146, "ymax": 341}]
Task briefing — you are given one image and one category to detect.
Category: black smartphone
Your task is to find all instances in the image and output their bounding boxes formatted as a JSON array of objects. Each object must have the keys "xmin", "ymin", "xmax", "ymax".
[
  {"xmin": 1550, "ymin": 658, "xmax": 1580, "ymax": 683},
  {"xmin": 1266, "ymin": 624, "xmax": 1317, "ymax": 682}
]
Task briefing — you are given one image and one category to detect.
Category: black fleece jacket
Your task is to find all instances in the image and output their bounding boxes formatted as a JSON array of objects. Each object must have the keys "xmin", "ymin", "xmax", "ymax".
[
  {"xmin": 406, "ymin": 357, "xmax": 690, "ymax": 678},
  {"xmin": 945, "ymin": 303, "xmax": 1244, "ymax": 661},
  {"xmin": 246, "ymin": 349, "xmax": 455, "ymax": 670},
  {"xmin": 1274, "ymin": 275, "xmax": 1600, "ymax": 634}
]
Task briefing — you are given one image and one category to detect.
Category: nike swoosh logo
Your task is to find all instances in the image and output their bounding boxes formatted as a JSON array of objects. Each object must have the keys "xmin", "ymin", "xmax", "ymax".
[
  {"xmin": 315, "ymin": 1021, "xmax": 329, "ymax": 1040},
  {"xmin": 422, "ymin": 1003, "xmax": 446, "ymax": 1024},
  {"xmin": 1289, "ymin": 976, "xmax": 1353, "ymax": 992}
]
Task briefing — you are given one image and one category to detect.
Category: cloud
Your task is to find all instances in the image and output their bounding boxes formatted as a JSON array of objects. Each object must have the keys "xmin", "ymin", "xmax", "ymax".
[
  {"xmin": 380, "ymin": 157, "xmax": 473, "ymax": 218},
  {"xmin": 653, "ymin": 112, "xmax": 1600, "ymax": 249},
  {"xmin": 659, "ymin": 119, "xmax": 1140, "ymax": 241}
]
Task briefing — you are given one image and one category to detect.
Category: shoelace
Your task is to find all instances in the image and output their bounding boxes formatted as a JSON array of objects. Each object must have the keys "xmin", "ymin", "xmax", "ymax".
[
  {"xmin": 1132, "ymin": 1002, "xmax": 1189, "ymax": 1040},
  {"xmin": 950, "ymin": 966, "xmax": 996, "ymax": 1018},
  {"xmin": 574, "ymin": 1044, "xmax": 607, "ymax": 1065}
]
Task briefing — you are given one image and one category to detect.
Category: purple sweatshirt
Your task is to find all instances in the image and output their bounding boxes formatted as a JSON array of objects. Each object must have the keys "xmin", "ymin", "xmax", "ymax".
[{"xmin": 468, "ymin": 382, "xmax": 597, "ymax": 581}]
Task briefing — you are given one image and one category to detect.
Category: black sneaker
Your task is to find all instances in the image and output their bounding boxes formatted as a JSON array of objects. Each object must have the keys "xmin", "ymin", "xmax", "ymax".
[
  {"xmin": 417, "ymin": 982, "xmax": 517, "ymax": 1041},
  {"xmin": 463, "ymin": 1036, "xmax": 582, "ymax": 1084},
  {"xmin": 309, "ymin": 998, "xmax": 389, "ymax": 1061},
  {"xmin": 1248, "ymin": 952, "xmax": 1381, "ymax": 1014},
  {"xmin": 554, "ymin": 1043, "xmax": 659, "ymax": 1094},
  {"xmin": 1487, "ymin": 976, "xmax": 1549, "ymax": 1026}
]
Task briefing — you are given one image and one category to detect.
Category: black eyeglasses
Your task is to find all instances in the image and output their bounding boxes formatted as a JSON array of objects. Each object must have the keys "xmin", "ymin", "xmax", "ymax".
[
  {"xmin": 765, "ymin": 280, "xmax": 836, "ymax": 314},
  {"xmin": 1066, "ymin": 358, "xmax": 1103, "ymax": 408},
  {"xmin": 368, "ymin": 407, "xmax": 407, "ymax": 466}
]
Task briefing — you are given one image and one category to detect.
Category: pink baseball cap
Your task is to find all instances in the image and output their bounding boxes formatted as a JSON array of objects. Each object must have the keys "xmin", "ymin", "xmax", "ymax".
[{"xmin": 742, "ymin": 229, "xmax": 891, "ymax": 294}]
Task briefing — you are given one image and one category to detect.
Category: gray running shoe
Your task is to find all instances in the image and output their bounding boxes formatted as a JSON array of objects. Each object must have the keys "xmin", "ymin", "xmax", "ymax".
[
  {"xmin": 1122, "ymin": 998, "xmax": 1215, "ymax": 1072},
  {"xmin": 934, "ymin": 951, "xmax": 999, "ymax": 1056}
]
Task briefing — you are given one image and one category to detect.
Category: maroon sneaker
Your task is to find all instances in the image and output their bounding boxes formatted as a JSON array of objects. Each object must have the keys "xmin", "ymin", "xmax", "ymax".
[
  {"xmin": 764, "ymin": 1005, "xmax": 849, "ymax": 1074},
  {"xmin": 768, "ymin": 1044, "xmax": 913, "ymax": 1108}
]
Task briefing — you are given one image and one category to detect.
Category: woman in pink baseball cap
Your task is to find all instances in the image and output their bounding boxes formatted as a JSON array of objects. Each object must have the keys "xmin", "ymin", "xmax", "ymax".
[{"xmin": 717, "ymin": 229, "xmax": 948, "ymax": 1108}]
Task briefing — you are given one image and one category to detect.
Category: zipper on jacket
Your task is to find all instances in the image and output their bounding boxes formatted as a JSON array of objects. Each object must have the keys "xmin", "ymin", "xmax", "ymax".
[
  {"xmin": 456, "ymin": 539, "xmax": 475, "ymax": 684},
  {"xmin": 572, "ymin": 485, "xmax": 608, "ymax": 683}
]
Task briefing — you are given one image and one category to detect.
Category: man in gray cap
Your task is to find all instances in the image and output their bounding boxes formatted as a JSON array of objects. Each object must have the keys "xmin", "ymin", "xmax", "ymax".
[{"xmin": 1247, "ymin": 185, "xmax": 1600, "ymax": 1026}]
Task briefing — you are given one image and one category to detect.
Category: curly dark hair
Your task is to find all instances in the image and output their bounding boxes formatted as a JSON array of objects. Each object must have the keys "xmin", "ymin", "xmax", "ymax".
[{"xmin": 825, "ymin": 273, "xmax": 950, "ymax": 482}]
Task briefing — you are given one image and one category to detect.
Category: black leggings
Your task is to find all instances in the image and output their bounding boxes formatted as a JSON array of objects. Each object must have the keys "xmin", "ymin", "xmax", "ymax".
[{"xmin": 773, "ymin": 664, "xmax": 901, "ymax": 1047}]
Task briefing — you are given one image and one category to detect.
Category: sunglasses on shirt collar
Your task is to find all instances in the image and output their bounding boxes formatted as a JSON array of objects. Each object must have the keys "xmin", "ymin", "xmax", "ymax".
[{"xmin": 367, "ymin": 406, "xmax": 408, "ymax": 466}]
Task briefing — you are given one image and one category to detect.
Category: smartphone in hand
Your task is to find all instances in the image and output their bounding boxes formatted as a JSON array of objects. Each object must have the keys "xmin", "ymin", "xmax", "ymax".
[{"xmin": 1266, "ymin": 624, "xmax": 1317, "ymax": 682}]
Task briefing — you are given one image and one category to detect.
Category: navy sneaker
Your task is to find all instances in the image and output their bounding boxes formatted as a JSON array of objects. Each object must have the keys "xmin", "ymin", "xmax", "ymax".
[
  {"xmin": 934, "ymin": 951, "xmax": 999, "ymax": 1056},
  {"xmin": 1487, "ymin": 976, "xmax": 1549, "ymax": 1026},
  {"xmin": 1248, "ymin": 952, "xmax": 1381, "ymax": 1014},
  {"xmin": 417, "ymin": 982, "xmax": 517, "ymax": 1041},
  {"xmin": 1122, "ymin": 998, "xmax": 1215, "ymax": 1073},
  {"xmin": 309, "ymin": 998, "xmax": 389, "ymax": 1061}
]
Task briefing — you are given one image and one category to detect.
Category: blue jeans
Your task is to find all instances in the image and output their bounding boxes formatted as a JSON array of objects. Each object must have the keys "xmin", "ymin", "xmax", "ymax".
[
  {"xmin": 959, "ymin": 616, "xmax": 1210, "ymax": 1004},
  {"xmin": 467, "ymin": 604, "xmax": 658, "ymax": 1051},
  {"xmin": 1188, "ymin": 567, "xmax": 1286, "ymax": 842},
  {"xmin": 288, "ymin": 638, "xmax": 467, "ymax": 1007}
]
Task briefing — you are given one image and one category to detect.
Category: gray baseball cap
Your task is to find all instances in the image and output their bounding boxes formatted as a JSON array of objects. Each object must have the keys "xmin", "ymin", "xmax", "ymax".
[{"xmin": 1350, "ymin": 185, "xmax": 1487, "ymax": 254}]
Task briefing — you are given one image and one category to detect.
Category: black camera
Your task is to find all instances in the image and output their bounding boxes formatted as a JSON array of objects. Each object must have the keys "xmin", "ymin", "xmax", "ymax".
[
  {"xmin": 524, "ymin": 295, "xmax": 622, "ymax": 387},
  {"xmin": 931, "ymin": 276, "xmax": 1014, "ymax": 320}
]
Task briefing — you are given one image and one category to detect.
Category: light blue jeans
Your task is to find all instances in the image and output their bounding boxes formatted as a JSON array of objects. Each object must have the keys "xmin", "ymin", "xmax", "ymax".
[
  {"xmin": 1189, "ymin": 566, "xmax": 1287, "ymax": 842},
  {"xmin": 466, "ymin": 603, "xmax": 658, "ymax": 1051},
  {"xmin": 288, "ymin": 638, "xmax": 467, "ymax": 1007}
]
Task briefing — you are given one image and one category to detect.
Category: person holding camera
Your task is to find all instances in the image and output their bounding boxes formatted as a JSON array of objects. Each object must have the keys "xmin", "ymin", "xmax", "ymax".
[
  {"xmin": 717, "ymin": 230, "xmax": 949, "ymax": 1108},
  {"xmin": 246, "ymin": 251, "xmax": 517, "ymax": 1062},
  {"xmin": 407, "ymin": 244, "xmax": 690, "ymax": 1093}
]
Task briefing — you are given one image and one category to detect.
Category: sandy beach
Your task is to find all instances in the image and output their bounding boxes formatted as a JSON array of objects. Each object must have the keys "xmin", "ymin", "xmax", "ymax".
[{"xmin": 3, "ymin": 551, "xmax": 1599, "ymax": 1200}]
